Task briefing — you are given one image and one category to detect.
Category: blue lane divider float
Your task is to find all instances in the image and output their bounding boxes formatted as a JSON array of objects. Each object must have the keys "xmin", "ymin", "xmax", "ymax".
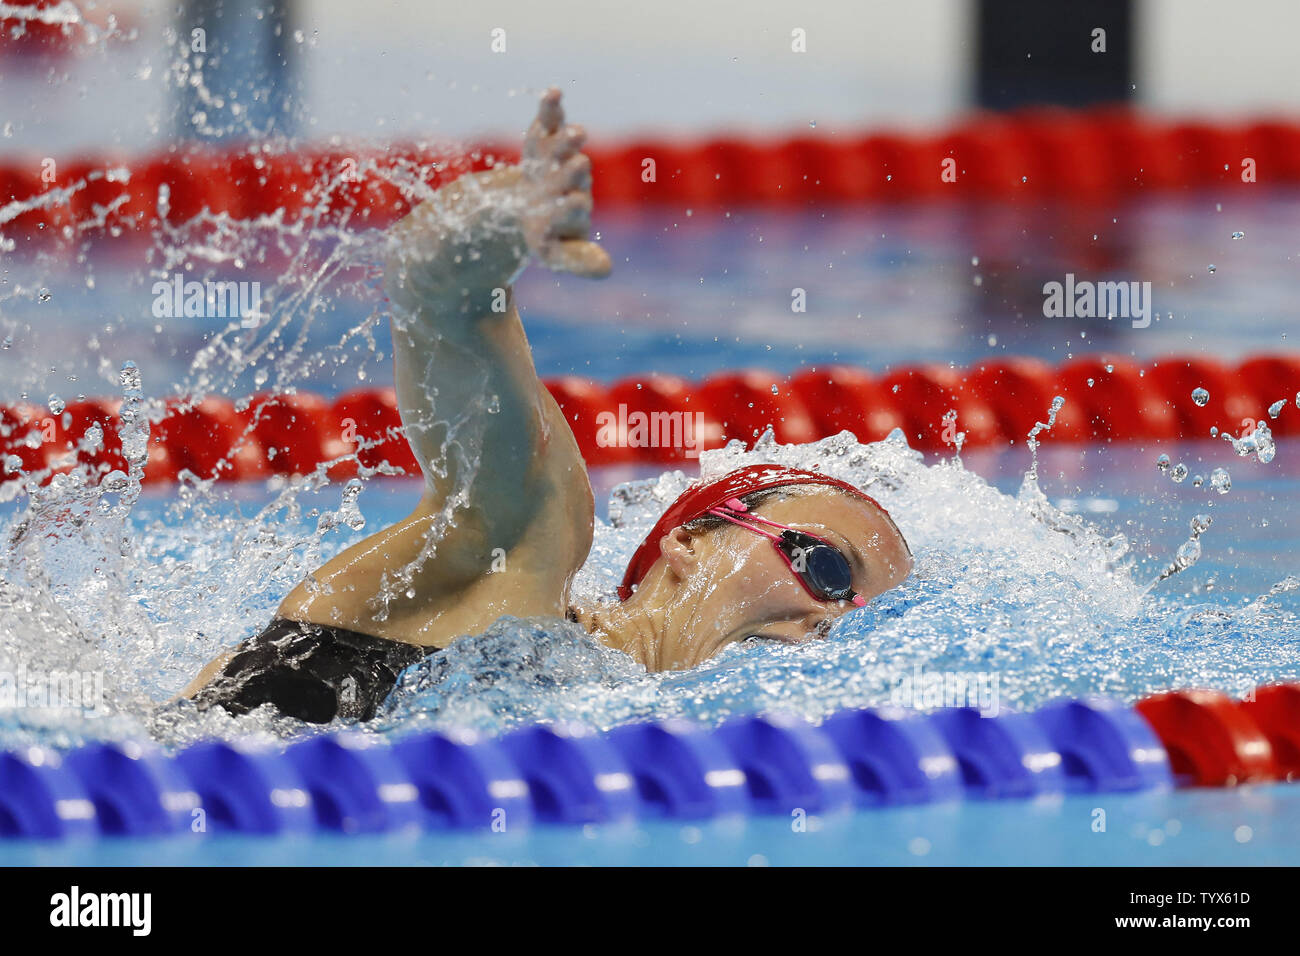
[
  {"xmin": 175, "ymin": 739, "xmax": 315, "ymax": 835},
  {"xmin": 284, "ymin": 733, "xmax": 422, "ymax": 834},
  {"xmin": 928, "ymin": 707, "xmax": 1066, "ymax": 799},
  {"xmin": 1032, "ymin": 697, "xmax": 1173, "ymax": 792},
  {"xmin": 821, "ymin": 707, "xmax": 962, "ymax": 806},
  {"xmin": 0, "ymin": 696, "xmax": 1182, "ymax": 840},
  {"xmin": 715, "ymin": 712, "xmax": 855, "ymax": 814},
  {"xmin": 498, "ymin": 722, "xmax": 639, "ymax": 825},
  {"xmin": 606, "ymin": 718, "xmax": 748, "ymax": 819},
  {"xmin": 0, "ymin": 746, "xmax": 98, "ymax": 839},
  {"xmin": 63, "ymin": 741, "xmax": 201, "ymax": 836},
  {"xmin": 392, "ymin": 728, "xmax": 532, "ymax": 830}
]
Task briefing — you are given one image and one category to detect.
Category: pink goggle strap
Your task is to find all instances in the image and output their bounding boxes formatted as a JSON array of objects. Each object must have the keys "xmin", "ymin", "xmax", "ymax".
[{"xmin": 705, "ymin": 502, "xmax": 868, "ymax": 607}]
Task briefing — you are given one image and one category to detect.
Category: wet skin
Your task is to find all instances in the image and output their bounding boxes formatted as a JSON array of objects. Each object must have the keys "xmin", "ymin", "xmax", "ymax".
[
  {"xmin": 579, "ymin": 486, "xmax": 912, "ymax": 670},
  {"xmin": 181, "ymin": 88, "xmax": 909, "ymax": 697}
]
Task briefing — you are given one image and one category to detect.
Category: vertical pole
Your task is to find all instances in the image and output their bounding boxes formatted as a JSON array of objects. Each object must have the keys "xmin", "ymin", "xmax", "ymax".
[
  {"xmin": 174, "ymin": 0, "xmax": 299, "ymax": 142},
  {"xmin": 975, "ymin": 0, "xmax": 1134, "ymax": 110}
]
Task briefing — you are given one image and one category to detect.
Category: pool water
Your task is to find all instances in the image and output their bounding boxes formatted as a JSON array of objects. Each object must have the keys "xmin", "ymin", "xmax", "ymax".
[
  {"xmin": 3, "ymin": 778, "xmax": 1297, "ymax": 866},
  {"xmin": 2, "ymin": 433, "xmax": 1296, "ymax": 752},
  {"xmin": 4, "ymin": 193, "xmax": 1298, "ymax": 396},
  {"xmin": 3, "ymin": 188, "xmax": 1299, "ymax": 864}
]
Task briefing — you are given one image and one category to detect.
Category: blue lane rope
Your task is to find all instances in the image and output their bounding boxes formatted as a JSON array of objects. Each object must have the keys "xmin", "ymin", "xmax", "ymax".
[{"xmin": 0, "ymin": 699, "xmax": 1177, "ymax": 839}]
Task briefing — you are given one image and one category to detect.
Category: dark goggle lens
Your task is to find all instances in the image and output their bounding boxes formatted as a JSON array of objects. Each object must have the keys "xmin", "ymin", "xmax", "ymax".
[{"xmin": 779, "ymin": 531, "xmax": 855, "ymax": 601}]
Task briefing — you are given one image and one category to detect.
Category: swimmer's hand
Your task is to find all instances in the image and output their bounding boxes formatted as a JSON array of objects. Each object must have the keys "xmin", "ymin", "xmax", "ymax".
[
  {"xmin": 517, "ymin": 88, "xmax": 611, "ymax": 279},
  {"xmin": 385, "ymin": 88, "xmax": 609, "ymax": 316}
]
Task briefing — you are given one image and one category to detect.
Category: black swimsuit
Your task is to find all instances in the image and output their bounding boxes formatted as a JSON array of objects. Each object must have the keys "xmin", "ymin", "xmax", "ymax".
[{"xmin": 192, "ymin": 618, "xmax": 438, "ymax": 724}]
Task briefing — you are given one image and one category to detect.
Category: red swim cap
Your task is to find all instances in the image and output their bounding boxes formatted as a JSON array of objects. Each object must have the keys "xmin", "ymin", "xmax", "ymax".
[{"xmin": 616, "ymin": 463, "xmax": 889, "ymax": 601}]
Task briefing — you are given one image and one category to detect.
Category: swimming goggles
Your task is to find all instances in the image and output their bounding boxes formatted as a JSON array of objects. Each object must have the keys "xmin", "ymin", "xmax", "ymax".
[{"xmin": 705, "ymin": 497, "xmax": 867, "ymax": 607}]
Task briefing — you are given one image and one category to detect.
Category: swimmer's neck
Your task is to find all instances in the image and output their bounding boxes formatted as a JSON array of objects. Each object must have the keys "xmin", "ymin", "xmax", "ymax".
[{"xmin": 571, "ymin": 598, "xmax": 663, "ymax": 671}]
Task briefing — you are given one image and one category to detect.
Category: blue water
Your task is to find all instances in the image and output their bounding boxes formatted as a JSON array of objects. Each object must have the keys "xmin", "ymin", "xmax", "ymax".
[
  {"xmin": 3, "ymin": 442, "xmax": 1298, "ymax": 863},
  {"xmin": 3, "ymin": 782, "xmax": 1297, "ymax": 866},
  {"xmin": 4, "ymin": 191, "xmax": 1300, "ymax": 864},
  {"xmin": 7, "ymin": 439, "xmax": 1295, "ymax": 740},
  {"xmin": 3, "ymin": 194, "xmax": 1298, "ymax": 398}
]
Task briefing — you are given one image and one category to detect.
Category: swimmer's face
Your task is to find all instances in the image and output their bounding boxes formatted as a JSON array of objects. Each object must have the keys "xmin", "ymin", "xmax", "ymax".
[{"xmin": 648, "ymin": 487, "xmax": 911, "ymax": 670}]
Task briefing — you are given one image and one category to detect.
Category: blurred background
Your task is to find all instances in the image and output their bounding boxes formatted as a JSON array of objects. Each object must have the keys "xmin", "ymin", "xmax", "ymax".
[
  {"xmin": 3, "ymin": 0, "xmax": 1300, "ymax": 147},
  {"xmin": 0, "ymin": 0, "xmax": 1297, "ymax": 404}
]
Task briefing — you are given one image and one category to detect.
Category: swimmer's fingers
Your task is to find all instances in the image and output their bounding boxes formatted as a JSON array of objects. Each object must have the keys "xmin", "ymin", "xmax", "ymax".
[
  {"xmin": 523, "ymin": 88, "xmax": 565, "ymax": 161},
  {"xmin": 535, "ymin": 199, "xmax": 611, "ymax": 279},
  {"xmin": 541, "ymin": 239, "xmax": 611, "ymax": 279},
  {"xmin": 524, "ymin": 130, "xmax": 587, "ymax": 185},
  {"xmin": 518, "ymin": 89, "xmax": 608, "ymax": 277},
  {"xmin": 560, "ymin": 152, "xmax": 592, "ymax": 191},
  {"xmin": 553, "ymin": 125, "xmax": 587, "ymax": 162},
  {"xmin": 546, "ymin": 191, "xmax": 593, "ymax": 237}
]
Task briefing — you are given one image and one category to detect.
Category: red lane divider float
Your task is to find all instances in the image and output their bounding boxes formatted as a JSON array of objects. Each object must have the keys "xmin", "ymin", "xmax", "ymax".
[
  {"xmin": 2, "ymin": 353, "xmax": 1299, "ymax": 482},
  {"xmin": 6, "ymin": 111, "xmax": 1300, "ymax": 249},
  {"xmin": 1240, "ymin": 685, "xmax": 1300, "ymax": 779},
  {"xmin": 1134, "ymin": 689, "xmax": 1281, "ymax": 786}
]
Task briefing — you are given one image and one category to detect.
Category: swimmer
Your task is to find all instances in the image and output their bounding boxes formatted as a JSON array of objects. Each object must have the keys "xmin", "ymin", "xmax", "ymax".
[{"xmin": 183, "ymin": 88, "xmax": 912, "ymax": 723}]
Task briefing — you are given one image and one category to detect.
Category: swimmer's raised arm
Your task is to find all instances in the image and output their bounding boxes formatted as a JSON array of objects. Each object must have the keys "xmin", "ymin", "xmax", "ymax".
[
  {"xmin": 272, "ymin": 88, "xmax": 608, "ymax": 643},
  {"xmin": 382, "ymin": 87, "xmax": 607, "ymax": 503},
  {"xmin": 182, "ymin": 88, "xmax": 912, "ymax": 719}
]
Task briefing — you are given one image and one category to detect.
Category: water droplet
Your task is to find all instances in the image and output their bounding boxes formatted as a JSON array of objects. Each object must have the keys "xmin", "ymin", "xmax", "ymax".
[
  {"xmin": 1231, "ymin": 230, "xmax": 1245, "ymax": 240},
  {"xmin": 47, "ymin": 395, "xmax": 65, "ymax": 415},
  {"xmin": 1155, "ymin": 453, "xmax": 1170, "ymax": 474},
  {"xmin": 1190, "ymin": 513, "xmax": 1212, "ymax": 535},
  {"xmin": 1170, "ymin": 462, "xmax": 1188, "ymax": 483},
  {"xmin": 1191, "ymin": 387, "xmax": 1209, "ymax": 407},
  {"xmin": 83, "ymin": 422, "xmax": 104, "ymax": 452},
  {"xmin": 1269, "ymin": 399, "xmax": 1285, "ymax": 418},
  {"xmin": 101, "ymin": 470, "xmax": 128, "ymax": 493},
  {"xmin": 1087, "ymin": 378, "xmax": 1095, "ymax": 387},
  {"xmin": 1207, "ymin": 264, "xmax": 1216, "ymax": 274},
  {"xmin": 38, "ymin": 288, "xmax": 51, "ymax": 303},
  {"xmin": 971, "ymin": 256, "xmax": 980, "ymax": 266},
  {"xmin": 1174, "ymin": 537, "xmax": 1202, "ymax": 568},
  {"xmin": 118, "ymin": 361, "xmax": 142, "ymax": 392},
  {"xmin": 1209, "ymin": 467, "xmax": 1232, "ymax": 494},
  {"xmin": 1256, "ymin": 423, "xmax": 1276, "ymax": 463},
  {"xmin": 1192, "ymin": 474, "xmax": 1203, "ymax": 487}
]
